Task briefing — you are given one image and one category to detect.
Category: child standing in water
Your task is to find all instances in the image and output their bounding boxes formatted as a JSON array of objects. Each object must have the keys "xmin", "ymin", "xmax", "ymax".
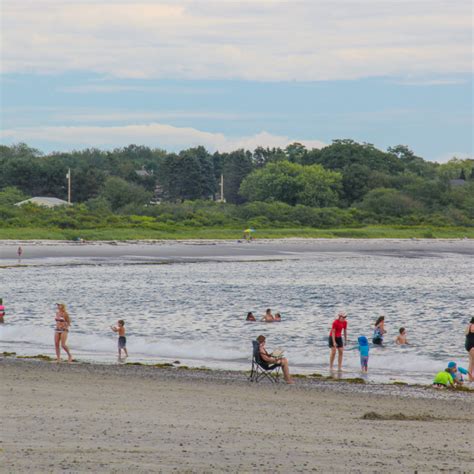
[
  {"xmin": 111, "ymin": 320, "xmax": 128, "ymax": 359},
  {"xmin": 358, "ymin": 336, "xmax": 370, "ymax": 373},
  {"xmin": 395, "ymin": 327, "xmax": 409, "ymax": 345}
]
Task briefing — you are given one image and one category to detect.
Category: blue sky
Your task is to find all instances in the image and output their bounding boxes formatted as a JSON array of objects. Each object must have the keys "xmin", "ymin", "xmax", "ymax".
[{"xmin": 1, "ymin": 1, "xmax": 472, "ymax": 162}]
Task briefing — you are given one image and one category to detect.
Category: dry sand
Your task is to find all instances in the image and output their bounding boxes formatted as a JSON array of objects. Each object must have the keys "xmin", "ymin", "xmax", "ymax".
[{"xmin": 1, "ymin": 359, "xmax": 473, "ymax": 473}]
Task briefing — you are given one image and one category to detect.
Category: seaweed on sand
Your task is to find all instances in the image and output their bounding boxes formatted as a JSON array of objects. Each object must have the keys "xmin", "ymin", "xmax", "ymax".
[{"xmin": 362, "ymin": 412, "xmax": 438, "ymax": 421}]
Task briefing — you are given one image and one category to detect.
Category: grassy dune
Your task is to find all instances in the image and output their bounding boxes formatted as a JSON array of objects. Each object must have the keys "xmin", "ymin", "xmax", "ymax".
[{"xmin": 0, "ymin": 225, "xmax": 473, "ymax": 240}]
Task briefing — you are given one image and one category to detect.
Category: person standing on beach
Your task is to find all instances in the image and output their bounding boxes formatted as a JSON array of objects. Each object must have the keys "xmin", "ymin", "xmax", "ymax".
[
  {"xmin": 465, "ymin": 317, "xmax": 474, "ymax": 382},
  {"xmin": 17, "ymin": 246, "xmax": 23, "ymax": 260},
  {"xmin": 111, "ymin": 320, "xmax": 128, "ymax": 359},
  {"xmin": 54, "ymin": 303, "xmax": 72, "ymax": 363},
  {"xmin": 0, "ymin": 298, "xmax": 5, "ymax": 324},
  {"xmin": 328, "ymin": 312, "xmax": 348, "ymax": 371},
  {"xmin": 357, "ymin": 336, "xmax": 369, "ymax": 373}
]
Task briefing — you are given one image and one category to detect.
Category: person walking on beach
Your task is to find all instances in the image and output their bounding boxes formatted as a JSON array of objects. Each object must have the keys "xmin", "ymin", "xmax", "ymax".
[
  {"xmin": 111, "ymin": 320, "xmax": 128, "ymax": 359},
  {"xmin": 17, "ymin": 246, "xmax": 23, "ymax": 260},
  {"xmin": 54, "ymin": 303, "xmax": 72, "ymax": 363},
  {"xmin": 372, "ymin": 316, "xmax": 386, "ymax": 345},
  {"xmin": 328, "ymin": 312, "xmax": 348, "ymax": 371},
  {"xmin": 465, "ymin": 317, "xmax": 474, "ymax": 382}
]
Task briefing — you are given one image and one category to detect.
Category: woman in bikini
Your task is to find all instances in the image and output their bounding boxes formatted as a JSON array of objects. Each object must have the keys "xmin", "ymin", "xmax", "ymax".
[
  {"xmin": 465, "ymin": 317, "xmax": 474, "ymax": 382},
  {"xmin": 54, "ymin": 303, "xmax": 73, "ymax": 362}
]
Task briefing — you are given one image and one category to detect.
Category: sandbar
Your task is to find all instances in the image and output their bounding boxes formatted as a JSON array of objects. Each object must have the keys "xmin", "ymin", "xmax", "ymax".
[{"xmin": 1, "ymin": 238, "xmax": 473, "ymax": 264}]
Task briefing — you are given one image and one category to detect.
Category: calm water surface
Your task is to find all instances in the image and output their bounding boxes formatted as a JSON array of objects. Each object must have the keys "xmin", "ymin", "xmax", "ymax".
[{"xmin": 1, "ymin": 245, "xmax": 472, "ymax": 384}]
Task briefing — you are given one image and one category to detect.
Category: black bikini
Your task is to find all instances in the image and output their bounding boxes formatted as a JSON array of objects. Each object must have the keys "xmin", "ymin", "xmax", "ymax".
[{"xmin": 465, "ymin": 325, "xmax": 474, "ymax": 352}]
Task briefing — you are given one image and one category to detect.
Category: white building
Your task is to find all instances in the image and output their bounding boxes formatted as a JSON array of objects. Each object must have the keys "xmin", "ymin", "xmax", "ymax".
[{"xmin": 14, "ymin": 197, "xmax": 71, "ymax": 208}]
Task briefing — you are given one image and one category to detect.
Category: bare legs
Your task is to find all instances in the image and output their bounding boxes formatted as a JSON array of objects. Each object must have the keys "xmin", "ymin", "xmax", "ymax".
[
  {"xmin": 55, "ymin": 332, "xmax": 72, "ymax": 362},
  {"xmin": 54, "ymin": 332, "xmax": 61, "ymax": 361},
  {"xmin": 279, "ymin": 358, "xmax": 293, "ymax": 384},
  {"xmin": 118, "ymin": 346, "xmax": 128, "ymax": 360},
  {"xmin": 329, "ymin": 347, "xmax": 344, "ymax": 371}
]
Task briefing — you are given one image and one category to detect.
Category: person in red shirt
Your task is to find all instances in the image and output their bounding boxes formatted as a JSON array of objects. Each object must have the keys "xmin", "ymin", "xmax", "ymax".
[{"xmin": 328, "ymin": 312, "xmax": 348, "ymax": 371}]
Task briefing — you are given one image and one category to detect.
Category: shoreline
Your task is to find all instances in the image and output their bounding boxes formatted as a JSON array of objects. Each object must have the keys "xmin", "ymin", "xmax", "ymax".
[
  {"xmin": 2, "ymin": 355, "xmax": 473, "ymax": 399},
  {"xmin": 2, "ymin": 357, "xmax": 473, "ymax": 472}
]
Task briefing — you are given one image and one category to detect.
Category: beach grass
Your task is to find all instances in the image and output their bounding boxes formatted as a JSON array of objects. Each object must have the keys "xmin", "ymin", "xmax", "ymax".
[{"xmin": 0, "ymin": 225, "xmax": 473, "ymax": 240}]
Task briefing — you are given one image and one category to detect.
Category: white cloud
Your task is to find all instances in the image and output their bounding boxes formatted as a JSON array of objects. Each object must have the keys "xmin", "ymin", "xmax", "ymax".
[
  {"xmin": 1, "ymin": 0, "xmax": 471, "ymax": 81},
  {"xmin": 51, "ymin": 110, "xmax": 283, "ymax": 123},
  {"xmin": 0, "ymin": 122, "xmax": 326, "ymax": 152},
  {"xmin": 434, "ymin": 152, "xmax": 473, "ymax": 163}
]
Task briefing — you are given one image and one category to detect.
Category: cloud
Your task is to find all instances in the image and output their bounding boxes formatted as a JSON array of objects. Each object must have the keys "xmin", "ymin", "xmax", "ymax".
[
  {"xmin": 0, "ymin": 122, "xmax": 326, "ymax": 152},
  {"xmin": 434, "ymin": 152, "xmax": 473, "ymax": 163},
  {"xmin": 1, "ymin": 0, "xmax": 471, "ymax": 81}
]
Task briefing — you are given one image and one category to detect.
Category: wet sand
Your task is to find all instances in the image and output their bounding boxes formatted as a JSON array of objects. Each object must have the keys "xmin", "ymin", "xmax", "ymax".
[
  {"xmin": 1, "ymin": 359, "xmax": 473, "ymax": 473},
  {"xmin": 1, "ymin": 238, "xmax": 473, "ymax": 263}
]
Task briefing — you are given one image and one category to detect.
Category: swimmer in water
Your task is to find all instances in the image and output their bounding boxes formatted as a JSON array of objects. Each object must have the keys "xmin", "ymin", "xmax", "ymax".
[
  {"xmin": 395, "ymin": 327, "xmax": 409, "ymax": 345},
  {"xmin": 246, "ymin": 312, "xmax": 256, "ymax": 321},
  {"xmin": 261, "ymin": 308, "xmax": 275, "ymax": 322},
  {"xmin": 372, "ymin": 316, "xmax": 386, "ymax": 345}
]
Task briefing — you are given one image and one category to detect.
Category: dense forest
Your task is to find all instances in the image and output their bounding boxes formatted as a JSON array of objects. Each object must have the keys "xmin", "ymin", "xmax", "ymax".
[{"xmin": 0, "ymin": 141, "xmax": 473, "ymax": 237}]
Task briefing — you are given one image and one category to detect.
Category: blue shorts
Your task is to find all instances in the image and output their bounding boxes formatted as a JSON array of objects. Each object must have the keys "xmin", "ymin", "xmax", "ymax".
[
  {"xmin": 360, "ymin": 356, "xmax": 368, "ymax": 369},
  {"xmin": 118, "ymin": 336, "xmax": 126, "ymax": 349}
]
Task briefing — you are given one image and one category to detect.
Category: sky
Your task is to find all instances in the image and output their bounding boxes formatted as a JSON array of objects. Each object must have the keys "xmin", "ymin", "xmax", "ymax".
[{"xmin": 0, "ymin": 0, "xmax": 472, "ymax": 162}]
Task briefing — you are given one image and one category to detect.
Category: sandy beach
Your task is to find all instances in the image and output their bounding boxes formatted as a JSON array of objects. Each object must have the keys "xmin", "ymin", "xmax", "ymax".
[
  {"xmin": 1, "ymin": 238, "xmax": 474, "ymax": 265},
  {"xmin": 1, "ymin": 358, "xmax": 473, "ymax": 473}
]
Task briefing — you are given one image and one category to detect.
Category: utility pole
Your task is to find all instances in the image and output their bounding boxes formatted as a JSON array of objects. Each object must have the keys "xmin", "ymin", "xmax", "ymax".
[
  {"xmin": 220, "ymin": 174, "xmax": 225, "ymax": 202},
  {"xmin": 66, "ymin": 168, "xmax": 71, "ymax": 204}
]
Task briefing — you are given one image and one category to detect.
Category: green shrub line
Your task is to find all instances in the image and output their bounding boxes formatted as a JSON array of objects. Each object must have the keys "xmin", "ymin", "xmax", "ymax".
[{"xmin": 0, "ymin": 224, "xmax": 473, "ymax": 240}]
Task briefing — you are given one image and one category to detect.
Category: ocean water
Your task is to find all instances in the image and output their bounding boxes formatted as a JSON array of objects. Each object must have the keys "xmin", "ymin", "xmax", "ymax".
[{"xmin": 1, "ymin": 247, "xmax": 472, "ymax": 384}]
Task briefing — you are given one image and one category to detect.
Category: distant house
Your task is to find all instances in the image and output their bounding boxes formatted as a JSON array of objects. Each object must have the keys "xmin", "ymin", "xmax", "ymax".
[
  {"xmin": 135, "ymin": 167, "xmax": 153, "ymax": 177},
  {"xmin": 449, "ymin": 179, "xmax": 467, "ymax": 187},
  {"xmin": 14, "ymin": 197, "xmax": 70, "ymax": 208}
]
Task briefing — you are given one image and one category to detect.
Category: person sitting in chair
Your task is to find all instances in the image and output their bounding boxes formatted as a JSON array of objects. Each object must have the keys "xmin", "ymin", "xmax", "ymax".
[{"xmin": 257, "ymin": 335, "xmax": 294, "ymax": 384}]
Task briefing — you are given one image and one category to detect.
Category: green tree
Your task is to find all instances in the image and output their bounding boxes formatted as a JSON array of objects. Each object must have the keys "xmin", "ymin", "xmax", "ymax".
[
  {"xmin": 99, "ymin": 177, "xmax": 152, "ymax": 211},
  {"xmin": 222, "ymin": 150, "xmax": 254, "ymax": 204},
  {"xmin": 357, "ymin": 188, "xmax": 422, "ymax": 217},
  {"xmin": 0, "ymin": 186, "xmax": 28, "ymax": 205},
  {"xmin": 240, "ymin": 161, "xmax": 342, "ymax": 207}
]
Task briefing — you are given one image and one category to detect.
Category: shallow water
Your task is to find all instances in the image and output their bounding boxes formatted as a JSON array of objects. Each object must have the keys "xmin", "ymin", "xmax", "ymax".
[{"xmin": 1, "ymin": 244, "xmax": 472, "ymax": 384}]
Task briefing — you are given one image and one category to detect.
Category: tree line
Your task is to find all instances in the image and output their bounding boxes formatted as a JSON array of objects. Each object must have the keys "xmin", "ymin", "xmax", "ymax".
[{"xmin": 0, "ymin": 140, "xmax": 473, "ymax": 227}]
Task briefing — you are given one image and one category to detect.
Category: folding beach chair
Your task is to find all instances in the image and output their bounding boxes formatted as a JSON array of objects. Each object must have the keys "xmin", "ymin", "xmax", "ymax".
[{"xmin": 249, "ymin": 340, "xmax": 281, "ymax": 383}]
